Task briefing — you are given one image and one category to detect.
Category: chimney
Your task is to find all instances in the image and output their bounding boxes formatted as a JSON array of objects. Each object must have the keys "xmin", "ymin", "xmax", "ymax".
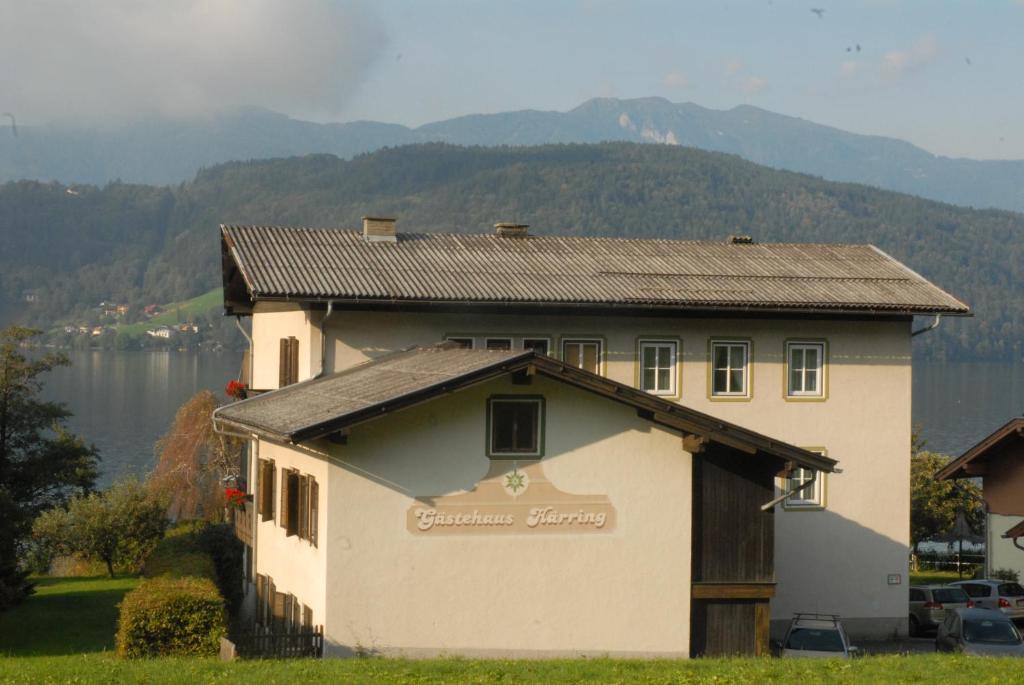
[
  {"xmin": 363, "ymin": 216, "xmax": 397, "ymax": 243},
  {"xmin": 495, "ymin": 222, "xmax": 529, "ymax": 238},
  {"xmin": 728, "ymin": 235, "xmax": 754, "ymax": 245}
]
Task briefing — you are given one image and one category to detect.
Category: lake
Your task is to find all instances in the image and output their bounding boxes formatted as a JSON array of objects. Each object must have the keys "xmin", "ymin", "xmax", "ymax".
[{"xmin": 40, "ymin": 352, "xmax": 1024, "ymax": 485}]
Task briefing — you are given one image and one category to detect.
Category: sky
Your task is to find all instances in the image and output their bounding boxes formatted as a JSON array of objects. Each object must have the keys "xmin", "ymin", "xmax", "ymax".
[{"xmin": 2, "ymin": 0, "xmax": 1023, "ymax": 159}]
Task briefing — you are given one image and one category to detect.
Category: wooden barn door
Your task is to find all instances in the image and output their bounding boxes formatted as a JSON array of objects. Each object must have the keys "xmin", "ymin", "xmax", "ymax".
[{"xmin": 689, "ymin": 445, "xmax": 778, "ymax": 657}]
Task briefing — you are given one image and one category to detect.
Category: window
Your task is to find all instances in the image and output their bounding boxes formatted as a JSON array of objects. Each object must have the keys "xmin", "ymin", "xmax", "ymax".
[
  {"xmin": 562, "ymin": 339, "xmax": 602, "ymax": 374},
  {"xmin": 446, "ymin": 337, "xmax": 473, "ymax": 349},
  {"xmin": 279, "ymin": 336, "xmax": 299, "ymax": 387},
  {"xmin": 278, "ymin": 468, "xmax": 319, "ymax": 544},
  {"xmin": 787, "ymin": 342, "xmax": 825, "ymax": 397},
  {"xmin": 257, "ymin": 459, "xmax": 275, "ymax": 522},
  {"xmin": 785, "ymin": 449, "xmax": 826, "ymax": 508},
  {"xmin": 711, "ymin": 340, "xmax": 750, "ymax": 397},
  {"xmin": 522, "ymin": 338, "xmax": 550, "ymax": 355},
  {"xmin": 910, "ymin": 589, "xmax": 925, "ymax": 602},
  {"xmin": 638, "ymin": 340, "xmax": 678, "ymax": 396},
  {"xmin": 485, "ymin": 338, "xmax": 512, "ymax": 351},
  {"xmin": 488, "ymin": 396, "xmax": 543, "ymax": 458}
]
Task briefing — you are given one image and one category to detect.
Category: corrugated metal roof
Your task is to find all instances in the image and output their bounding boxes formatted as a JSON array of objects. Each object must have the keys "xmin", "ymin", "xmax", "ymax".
[
  {"xmin": 221, "ymin": 225, "xmax": 969, "ymax": 315},
  {"xmin": 213, "ymin": 343, "xmax": 837, "ymax": 473}
]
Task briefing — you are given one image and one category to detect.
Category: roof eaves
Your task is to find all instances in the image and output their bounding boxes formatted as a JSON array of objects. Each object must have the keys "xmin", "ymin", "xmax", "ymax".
[{"xmin": 935, "ymin": 417, "xmax": 1024, "ymax": 480}]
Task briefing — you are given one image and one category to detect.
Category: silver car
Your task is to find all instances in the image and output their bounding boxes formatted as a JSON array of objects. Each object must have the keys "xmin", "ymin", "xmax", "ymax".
[
  {"xmin": 909, "ymin": 585, "xmax": 974, "ymax": 636},
  {"xmin": 936, "ymin": 607, "xmax": 1024, "ymax": 656},
  {"xmin": 779, "ymin": 613, "xmax": 860, "ymax": 658},
  {"xmin": 950, "ymin": 580, "xmax": 1024, "ymax": 621}
]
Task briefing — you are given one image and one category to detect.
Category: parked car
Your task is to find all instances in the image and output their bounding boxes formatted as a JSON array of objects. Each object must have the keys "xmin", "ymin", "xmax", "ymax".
[
  {"xmin": 935, "ymin": 607, "xmax": 1024, "ymax": 656},
  {"xmin": 778, "ymin": 613, "xmax": 860, "ymax": 658},
  {"xmin": 949, "ymin": 580, "xmax": 1024, "ymax": 621},
  {"xmin": 909, "ymin": 585, "xmax": 974, "ymax": 636}
]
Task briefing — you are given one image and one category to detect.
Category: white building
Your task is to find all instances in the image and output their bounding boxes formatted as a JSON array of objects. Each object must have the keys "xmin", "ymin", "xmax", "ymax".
[{"xmin": 216, "ymin": 218, "xmax": 969, "ymax": 652}]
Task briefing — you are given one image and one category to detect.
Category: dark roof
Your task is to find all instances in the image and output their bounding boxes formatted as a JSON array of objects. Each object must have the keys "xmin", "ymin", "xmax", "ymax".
[
  {"xmin": 213, "ymin": 343, "xmax": 836, "ymax": 473},
  {"xmin": 935, "ymin": 418, "xmax": 1024, "ymax": 481},
  {"xmin": 1003, "ymin": 520, "xmax": 1024, "ymax": 540},
  {"xmin": 220, "ymin": 225, "xmax": 970, "ymax": 316}
]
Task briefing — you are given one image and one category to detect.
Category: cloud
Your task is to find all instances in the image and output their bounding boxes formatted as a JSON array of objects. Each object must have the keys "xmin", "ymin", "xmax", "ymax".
[
  {"xmin": 0, "ymin": 0, "xmax": 387, "ymax": 124},
  {"xmin": 880, "ymin": 35, "xmax": 939, "ymax": 78},
  {"xmin": 839, "ymin": 61, "xmax": 860, "ymax": 78},
  {"xmin": 663, "ymin": 70, "xmax": 690, "ymax": 89},
  {"xmin": 724, "ymin": 58, "xmax": 744, "ymax": 76},
  {"xmin": 742, "ymin": 76, "xmax": 768, "ymax": 94}
]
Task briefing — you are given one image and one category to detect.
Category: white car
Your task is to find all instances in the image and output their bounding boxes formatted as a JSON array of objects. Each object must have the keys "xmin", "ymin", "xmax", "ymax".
[
  {"xmin": 950, "ymin": 580, "xmax": 1024, "ymax": 622},
  {"xmin": 779, "ymin": 613, "xmax": 860, "ymax": 658}
]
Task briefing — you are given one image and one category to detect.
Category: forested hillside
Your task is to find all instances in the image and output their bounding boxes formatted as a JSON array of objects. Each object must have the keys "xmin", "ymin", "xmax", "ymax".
[{"xmin": 2, "ymin": 142, "xmax": 1021, "ymax": 360}]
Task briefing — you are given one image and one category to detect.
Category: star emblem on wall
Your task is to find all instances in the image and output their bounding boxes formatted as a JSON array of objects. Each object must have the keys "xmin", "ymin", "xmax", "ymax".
[{"xmin": 503, "ymin": 469, "xmax": 529, "ymax": 496}]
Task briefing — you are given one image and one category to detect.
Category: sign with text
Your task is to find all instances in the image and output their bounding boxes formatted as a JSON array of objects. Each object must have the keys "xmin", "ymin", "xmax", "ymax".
[{"xmin": 406, "ymin": 460, "xmax": 616, "ymax": 536}]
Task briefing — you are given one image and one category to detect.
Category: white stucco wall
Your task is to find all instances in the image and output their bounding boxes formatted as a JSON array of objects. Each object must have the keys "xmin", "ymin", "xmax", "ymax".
[
  {"xmin": 320, "ymin": 374, "xmax": 693, "ymax": 657},
  {"xmin": 250, "ymin": 302, "xmax": 321, "ymax": 389},
  {"xmin": 247, "ymin": 307, "xmax": 913, "ymax": 638},
  {"xmin": 251, "ymin": 438, "xmax": 330, "ymax": 627},
  {"xmin": 989, "ymin": 513, "xmax": 1024, "ymax": 580}
]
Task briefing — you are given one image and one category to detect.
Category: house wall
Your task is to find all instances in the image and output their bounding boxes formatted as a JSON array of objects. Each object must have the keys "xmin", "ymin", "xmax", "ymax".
[
  {"xmin": 250, "ymin": 302, "xmax": 322, "ymax": 389},
  {"xmin": 248, "ymin": 307, "xmax": 913, "ymax": 638},
  {"xmin": 988, "ymin": 513, "xmax": 1024, "ymax": 579},
  {"xmin": 320, "ymin": 374, "xmax": 694, "ymax": 657},
  {"xmin": 983, "ymin": 449, "xmax": 1024, "ymax": 516},
  {"xmin": 251, "ymin": 438, "xmax": 330, "ymax": 628}
]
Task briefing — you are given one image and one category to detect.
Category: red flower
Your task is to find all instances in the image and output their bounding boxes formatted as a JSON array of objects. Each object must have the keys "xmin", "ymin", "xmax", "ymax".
[
  {"xmin": 225, "ymin": 380, "xmax": 247, "ymax": 399},
  {"xmin": 224, "ymin": 487, "xmax": 248, "ymax": 508}
]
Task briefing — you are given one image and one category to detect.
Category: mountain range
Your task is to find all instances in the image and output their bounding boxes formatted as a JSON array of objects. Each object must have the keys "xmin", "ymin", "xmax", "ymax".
[
  {"xmin": 2, "ymin": 97, "xmax": 1022, "ymax": 213},
  {"xmin": 3, "ymin": 142, "xmax": 1023, "ymax": 361}
]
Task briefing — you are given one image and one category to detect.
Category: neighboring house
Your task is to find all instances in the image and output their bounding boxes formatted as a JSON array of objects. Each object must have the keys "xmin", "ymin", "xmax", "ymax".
[
  {"xmin": 215, "ymin": 344, "xmax": 835, "ymax": 657},
  {"xmin": 147, "ymin": 326, "xmax": 172, "ymax": 339},
  {"xmin": 936, "ymin": 418, "xmax": 1024, "ymax": 580},
  {"xmin": 218, "ymin": 218, "xmax": 969, "ymax": 649}
]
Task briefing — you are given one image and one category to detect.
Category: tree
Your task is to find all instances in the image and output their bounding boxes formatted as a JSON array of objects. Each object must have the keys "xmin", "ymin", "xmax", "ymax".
[
  {"xmin": 910, "ymin": 450, "xmax": 983, "ymax": 553},
  {"xmin": 0, "ymin": 326, "xmax": 98, "ymax": 607},
  {"xmin": 147, "ymin": 391, "xmax": 243, "ymax": 521},
  {"xmin": 33, "ymin": 480, "xmax": 167, "ymax": 578}
]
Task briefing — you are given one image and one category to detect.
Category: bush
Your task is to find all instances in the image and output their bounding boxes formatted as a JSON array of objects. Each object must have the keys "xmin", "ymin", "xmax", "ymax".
[
  {"xmin": 115, "ymin": 576, "xmax": 226, "ymax": 657},
  {"xmin": 991, "ymin": 568, "xmax": 1021, "ymax": 582}
]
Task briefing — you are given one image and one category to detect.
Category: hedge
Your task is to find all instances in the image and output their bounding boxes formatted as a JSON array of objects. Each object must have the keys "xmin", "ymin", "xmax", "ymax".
[
  {"xmin": 116, "ymin": 521, "xmax": 240, "ymax": 657},
  {"xmin": 115, "ymin": 576, "xmax": 227, "ymax": 657}
]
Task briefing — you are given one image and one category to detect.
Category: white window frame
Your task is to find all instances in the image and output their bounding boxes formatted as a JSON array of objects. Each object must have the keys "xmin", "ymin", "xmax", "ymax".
[
  {"xmin": 561, "ymin": 338, "xmax": 603, "ymax": 375},
  {"xmin": 710, "ymin": 340, "xmax": 750, "ymax": 397},
  {"xmin": 787, "ymin": 341, "xmax": 825, "ymax": 397},
  {"xmin": 638, "ymin": 339, "xmax": 678, "ymax": 396},
  {"xmin": 445, "ymin": 336, "xmax": 474, "ymax": 349},
  {"xmin": 784, "ymin": 449, "xmax": 827, "ymax": 509},
  {"xmin": 484, "ymin": 337, "xmax": 513, "ymax": 351}
]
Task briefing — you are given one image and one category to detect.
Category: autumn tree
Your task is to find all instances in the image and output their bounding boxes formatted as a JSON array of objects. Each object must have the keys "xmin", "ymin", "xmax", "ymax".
[
  {"xmin": 147, "ymin": 390, "xmax": 242, "ymax": 521},
  {"xmin": 0, "ymin": 326, "xmax": 98, "ymax": 607},
  {"xmin": 911, "ymin": 450, "xmax": 983, "ymax": 553},
  {"xmin": 33, "ymin": 479, "xmax": 167, "ymax": 577}
]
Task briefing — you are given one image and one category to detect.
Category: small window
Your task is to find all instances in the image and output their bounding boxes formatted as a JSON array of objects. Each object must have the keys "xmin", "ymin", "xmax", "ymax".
[
  {"xmin": 785, "ymin": 449, "xmax": 826, "ymax": 508},
  {"xmin": 281, "ymin": 469, "xmax": 300, "ymax": 536},
  {"xmin": 446, "ymin": 337, "xmax": 473, "ymax": 349},
  {"xmin": 562, "ymin": 339, "xmax": 601, "ymax": 374},
  {"xmin": 638, "ymin": 340, "xmax": 677, "ymax": 396},
  {"xmin": 488, "ymin": 397, "xmax": 543, "ymax": 458},
  {"xmin": 711, "ymin": 340, "xmax": 749, "ymax": 397},
  {"xmin": 257, "ymin": 459, "xmax": 275, "ymax": 522},
  {"xmin": 522, "ymin": 338, "xmax": 550, "ymax": 355},
  {"xmin": 787, "ymin": 342, "xmax": 825, "ymax": 397},
  {"xmin": 485, "ymin": 338, "xmax": 513, "ymax": 351}
]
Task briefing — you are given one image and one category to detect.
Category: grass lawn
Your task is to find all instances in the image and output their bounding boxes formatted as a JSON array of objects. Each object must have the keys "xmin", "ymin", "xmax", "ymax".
[
  {"xmin": 909, "ymin": 570, "xmax": 970, "ymax": 586},
  {"xmin": 0, "ymin": 653, "xmax": 1022, "ymax": 685},
  {"xmin": 0, "ymin": 576, "xmax": 140, "ymax": 657},
  {"xmin": 113, "ymin": 288, "xmax": 223, "ymax": 337}
]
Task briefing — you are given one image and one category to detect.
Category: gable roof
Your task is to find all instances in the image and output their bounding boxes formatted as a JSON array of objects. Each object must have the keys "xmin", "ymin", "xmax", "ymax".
[
  {"xmin": 220, "ymin": 225, "xmax": 970, "ymax": 317},
  {"xmin": 935, "ymin": 417, "xmax": 1024, "ymax": 481},
  {"xmin": 1002, "ymin": 519, "xmax": 1024, "ymax": 541},
  {"xmin": 213, "ymin": 343, "xmax": 836, "ymax": 473}
]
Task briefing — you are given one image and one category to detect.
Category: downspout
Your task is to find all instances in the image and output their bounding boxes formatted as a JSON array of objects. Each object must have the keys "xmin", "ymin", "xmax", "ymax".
[
  {"xmin": 315, "ymin": 301, "xmax": 336, "ymax": 378},
  {"xmin": 911, "ymin": 314, "xmax": 942, "ymax": 337},
  {"xmin": 235, "ymin": 315, "xmax": 253, "ymax": 386},
  {"xmin": 761, "ymin": 473, "xmax": 817, "ymax": 512}
]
